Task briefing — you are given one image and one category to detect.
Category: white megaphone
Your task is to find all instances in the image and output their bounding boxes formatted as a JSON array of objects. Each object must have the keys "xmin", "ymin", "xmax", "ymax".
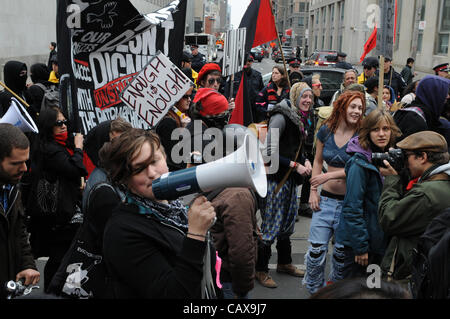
[
  {"xmin": 0, "ymin": 98, "xmax": 39, "ymax": 133},
  {"xmin": 152, "ymin": 134, "xmax": 267, "ymax": 200}
]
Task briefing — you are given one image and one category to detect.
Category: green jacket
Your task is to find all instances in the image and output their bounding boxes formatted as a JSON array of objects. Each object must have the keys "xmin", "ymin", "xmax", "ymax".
[{"xmin": 378, "ymin": 163, "xmax": 450, "ymax": 280}]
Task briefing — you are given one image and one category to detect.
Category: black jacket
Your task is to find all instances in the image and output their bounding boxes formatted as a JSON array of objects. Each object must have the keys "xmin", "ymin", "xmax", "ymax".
[
  {"xmin": 27, "ymin": 140, "xmax": 87, "ymax": 257},
  {"xmin": 376, "ymin": 67, "xmax": 407, "ymax": 99},
  {"xmin": 103, "ymin": 202, "xmax": 215, "ymax": 298},
  {"xmin": 191, "ymin": 52, "xmax": 206, "ymax": 73},
  {"xmin": 0, "ymin": 185, "xmax": 37, "ymax": 299},
  {"xmin": 0, "ymin": 61, "xmax": 29, "ymax": 117}
]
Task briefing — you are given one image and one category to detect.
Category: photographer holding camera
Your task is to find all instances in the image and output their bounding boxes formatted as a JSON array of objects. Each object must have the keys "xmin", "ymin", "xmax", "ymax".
[{"xmin": 378, "ymin": 131, "xmax": 450, "ymax": 283}]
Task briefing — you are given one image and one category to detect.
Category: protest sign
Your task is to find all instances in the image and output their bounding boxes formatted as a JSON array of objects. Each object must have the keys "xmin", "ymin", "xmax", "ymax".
[
  {"xmin": 222, "ymin": 28, "xmax": 247, "ymax": 77},
  {"xmin": 120, "ymin": 51, "xmax": 193, "ymax": 127}
]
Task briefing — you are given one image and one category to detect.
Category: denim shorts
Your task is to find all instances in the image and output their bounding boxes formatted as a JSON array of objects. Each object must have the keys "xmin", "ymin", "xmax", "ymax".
[{"xmin": 308, "ymin": 195, "xmax": 343, "ymax": 245}]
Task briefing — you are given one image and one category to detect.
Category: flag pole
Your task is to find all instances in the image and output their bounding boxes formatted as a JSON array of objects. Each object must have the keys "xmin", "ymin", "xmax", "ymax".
[
  {"xmin": 0, "ymin": 81, "xmax": 30, "ymax": 107},
  {"xmin": 269, "ymin": 2, "xmax": 291, "ymax": 89},
  {"xmin": 378, "ymin": 56, "xmax": 385, "ymax": 110}
]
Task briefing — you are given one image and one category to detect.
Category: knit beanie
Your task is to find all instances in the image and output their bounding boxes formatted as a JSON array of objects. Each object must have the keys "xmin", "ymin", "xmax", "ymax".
[{"xmin": 290, "ymin": 82, "xmax": 312, "ymax": 109}]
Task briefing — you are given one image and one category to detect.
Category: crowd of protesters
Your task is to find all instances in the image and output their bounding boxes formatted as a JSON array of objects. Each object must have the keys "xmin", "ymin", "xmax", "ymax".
[{"xmin": 1, "ymin": 39, "xmax": 450, "ymax": 301}]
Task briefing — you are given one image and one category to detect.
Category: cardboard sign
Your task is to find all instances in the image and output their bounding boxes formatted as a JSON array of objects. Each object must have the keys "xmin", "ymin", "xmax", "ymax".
[
  {"xmin": 222, "ymin": 28, "xmax": 247, "ymax": 77},
  {"xmin": 120, "ymin": 51, "xmax": 193, "ymax": 127}
]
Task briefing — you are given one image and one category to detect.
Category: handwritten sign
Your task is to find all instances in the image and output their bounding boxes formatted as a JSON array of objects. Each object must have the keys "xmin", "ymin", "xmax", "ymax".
[
  {"xmin": 120, "ymin": 51, "xmax": 193, "ymax": 127},
  {"xmin": 222, "ymin": 28, "xmax": 247, "ymax": 77}
]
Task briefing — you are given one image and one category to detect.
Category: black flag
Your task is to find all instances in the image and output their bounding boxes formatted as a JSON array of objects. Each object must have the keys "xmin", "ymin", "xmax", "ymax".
[{"xmin": 57, "ymin": 0, "xmax": 187, "ymax": 134}]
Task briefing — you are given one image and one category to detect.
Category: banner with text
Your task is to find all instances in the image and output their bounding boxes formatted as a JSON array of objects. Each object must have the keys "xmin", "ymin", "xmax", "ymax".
[
  {"xmin": 222, "ymin": 28, "xmax": 247, "ymax": 77},
  {"xmin": 121, "ymin": 51, "xmax": 193, "ymax": 127},
  {"xmin": 57, "ymin": 0, "xmax": 187, "ymax": 134}
]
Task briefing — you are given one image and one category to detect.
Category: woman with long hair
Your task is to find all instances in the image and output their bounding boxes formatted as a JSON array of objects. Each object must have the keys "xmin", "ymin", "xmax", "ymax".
[
  {"xmin": 335, "ymin": 109, "xmax": 401, "ymax": 279},
  {"xmin": 254, "ymin": 65, "xmax": 290, "ymax": 122},
  {"xmin": 303, "ymin": 91, "xmax": 365, "ymax": 294},
  {"xmin": 27, "ymin": 107, "xmax": 88, "ymax": 292},
  {"xmin": 255, "ymin": 82, "xmax": 313, "ymax": 288}
]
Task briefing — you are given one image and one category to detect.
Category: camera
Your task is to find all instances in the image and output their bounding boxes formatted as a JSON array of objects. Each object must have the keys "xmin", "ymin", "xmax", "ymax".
[{"xmin": 372, "ymin": 148, "xmax": 405, "ymax": 172}]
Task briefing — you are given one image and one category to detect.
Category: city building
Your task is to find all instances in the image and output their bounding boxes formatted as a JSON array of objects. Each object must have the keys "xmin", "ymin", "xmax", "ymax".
[
  {"xmin": 308, "ymin": 0, "xmax": 450, "ymax": 73},
  {"xmin": 273, "ymin": 0, "xmax": 310, "ymax": 54},
  {"xmin": 185, "ymin": 0, "xmax": 230, "ymax": 35}
]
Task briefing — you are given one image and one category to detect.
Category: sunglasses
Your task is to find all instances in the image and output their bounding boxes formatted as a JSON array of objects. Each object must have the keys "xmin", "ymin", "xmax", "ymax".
[
  {"xmin": 208, "ymin": 78, "xmax": 222, "ymax": 85},
  {"xmin": 312, "ymin": 83, "xmax": 322, "ymax": 87},
  {"xmin": 54, "ymin": 120, "xmax": 68, "ymax": 127}
]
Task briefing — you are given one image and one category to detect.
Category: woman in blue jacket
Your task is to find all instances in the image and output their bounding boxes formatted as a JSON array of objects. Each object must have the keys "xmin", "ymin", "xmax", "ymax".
[{"xmin": 335, "ymin": 109, "xmax": 401, "ymax": 279}]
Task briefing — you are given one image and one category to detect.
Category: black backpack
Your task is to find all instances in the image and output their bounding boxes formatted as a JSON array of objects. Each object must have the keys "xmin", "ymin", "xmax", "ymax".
[{"xmin": 410, "ymin": 207, "xmax": 450, "ymax": 299}]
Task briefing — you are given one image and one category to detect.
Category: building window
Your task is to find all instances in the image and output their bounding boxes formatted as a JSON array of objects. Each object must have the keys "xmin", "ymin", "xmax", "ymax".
[
  {"xmin": 436, "ymin": 0, "xmax": 450, "ymax": 54},
  {"xmin": 316, "ymin": 10, "xmax": 319, "ymax": 24},
  {"xmin": 300, "ymin": 2, "xmax": 306, "ymax": 12},
  {"xmin": 330, "ymin": 36, "xmax": 333, "ymax": 50},
  {"xmin": 417, "ymin": 0, "xmax": 426, "ymax": 52},
  {"xmin": 340, "ymin": 1, "xmax": 345, "ymax": 21},
  {"xmin": 338, "ymin": 35, "xmax": 343, "ymax": 51},
  {"xmin": 299, "ymin": 16, "xmax": 305, "ymax": 26},
  {"xmin": 331, "ymin": 4, "xmax": 335, "ymax": 24},
  {"xmin": 322, "ymin": 8, "xmax": 326, "ymax": 24}
]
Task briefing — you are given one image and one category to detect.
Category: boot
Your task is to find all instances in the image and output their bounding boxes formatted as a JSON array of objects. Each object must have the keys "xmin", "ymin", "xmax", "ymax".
[
  {"xmin": 276, "ymin": 264, "xmax": 305, "ymax": 277},
  {"xmin": 255, "ymin": 271, "xmax": 278, "ymax": 288}
]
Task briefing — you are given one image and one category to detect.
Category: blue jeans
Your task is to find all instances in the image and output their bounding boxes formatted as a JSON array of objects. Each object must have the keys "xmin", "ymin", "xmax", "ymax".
[
  {"xmin": 221, "ymin": 282, "xmax": 250, "ymax": 299},
  {"xmin": 303, "ymin": 195, "xmax": 345, "ymax": 294}
]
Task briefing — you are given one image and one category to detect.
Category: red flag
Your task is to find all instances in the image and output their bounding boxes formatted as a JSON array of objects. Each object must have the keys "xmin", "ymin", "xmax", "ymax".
[
  {"xmin": 229, "ymin": 71, "xmax": 253, "ymax": 126},
  {"xmin": 360, "ymin": 25, "xmax": 377, "ymax": 63},
  {"xmin": 286, "ymin": 28, "xmax": 293, "ymax": 37},
  {"xmin": 239, "ymin": 0, "xmax": 278, "ymax": 53}
]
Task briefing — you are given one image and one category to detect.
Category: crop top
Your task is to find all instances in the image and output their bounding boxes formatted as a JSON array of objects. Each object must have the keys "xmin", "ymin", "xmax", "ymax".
[{"xmin": 316, "ymin": 125, "xmax": 355, "ymax": 168}]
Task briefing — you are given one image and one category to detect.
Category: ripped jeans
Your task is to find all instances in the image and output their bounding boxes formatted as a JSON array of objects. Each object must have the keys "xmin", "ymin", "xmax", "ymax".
[{"xmin": 303, "ymin": 195, "xmax": 346, "ymax": 294}]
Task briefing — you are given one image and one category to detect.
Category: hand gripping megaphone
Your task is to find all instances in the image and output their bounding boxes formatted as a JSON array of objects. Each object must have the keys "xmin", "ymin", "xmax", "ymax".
[
  {"xmin": 0, "ymin": 98, "xmax": 39, "ymax": 133},
  {"xmin": 152, "ymin": 134, "xmax": 267, "ymax": 200}
]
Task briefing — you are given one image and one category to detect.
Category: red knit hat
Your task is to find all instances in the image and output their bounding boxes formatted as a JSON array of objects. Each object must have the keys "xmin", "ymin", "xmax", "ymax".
[
  {"xmin": 193, "ymin": 88, "xmax": 229, "ymax": 116},
  {"xmin": 197, "ymin": 63, "xmax": 222, "ymax": 85}
]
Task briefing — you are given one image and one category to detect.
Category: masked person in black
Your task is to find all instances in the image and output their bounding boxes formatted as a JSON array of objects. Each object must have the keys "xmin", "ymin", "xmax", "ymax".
[
  {"xmin": 26, "ymin": 63, "xmax": 55, "ymax": 120},
  {"xmin": 0, "ymin": 61, "xmax": 29, "ymax": 117}
]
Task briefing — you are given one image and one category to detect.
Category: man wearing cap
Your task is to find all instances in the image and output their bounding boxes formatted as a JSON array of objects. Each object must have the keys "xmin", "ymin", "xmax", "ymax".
[
  {"xmin": 190, "ymin": 44, "xmax": 206, "ymax": 73},
  {"xmin": 287, "ymin": 58, "xmax": 304, "ymax": 85},
  {"xmin": 358, "ymin": 57, "xmax": 379, "ymax": 85},
  {"xmin": 375, "ymin": 56, "xmax": 407, "ymax": 100},
  {"xmin": 433, "ymin": 63, "xmax": 450, "ymax": 78},
  {"xmin": 378, "ymin": 131, "xmax": 450, "ymax": 282},
  {"xmin": 180, "ymin": 51, "xmax": 198, "ymax": 87},
  {"xmin": 335, "ymin": 52, "xmax": 353, "ymax": 70}
]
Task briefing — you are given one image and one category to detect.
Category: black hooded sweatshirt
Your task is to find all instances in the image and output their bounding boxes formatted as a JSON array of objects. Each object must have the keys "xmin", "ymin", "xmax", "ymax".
[
  {"xmin": 26, "ymin": 63, "xmax": 53, "ymax": 118},
  {"xmin": 0, "ymin": 61, "xmax": 28, "ymax": 117}
]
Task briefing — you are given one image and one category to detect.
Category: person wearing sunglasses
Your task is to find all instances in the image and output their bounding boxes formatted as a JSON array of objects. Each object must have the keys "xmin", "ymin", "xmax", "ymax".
[
  {"xmin": 357, "ymin": 57, "xmax": 379, "ymax": 85},
  {"xmin": 197, "ymin": 63, "xmax": 223, "ymax": 91},
  {"xmin": 26, "ymin": 106, "xmax": 89, "ymax": 293}
]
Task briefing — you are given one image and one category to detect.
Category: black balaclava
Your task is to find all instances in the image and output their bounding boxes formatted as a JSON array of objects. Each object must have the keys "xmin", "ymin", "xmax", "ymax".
[{"xmin": 3, "ymin": 61, "xmax": 27, "ymax": 94}]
